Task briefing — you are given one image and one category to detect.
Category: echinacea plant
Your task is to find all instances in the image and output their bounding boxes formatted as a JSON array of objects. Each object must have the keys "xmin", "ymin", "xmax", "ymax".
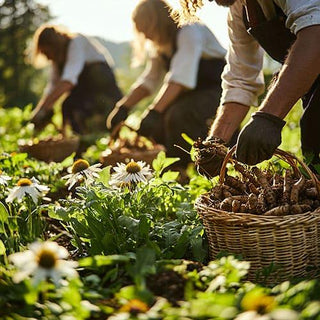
[
  {"xmin": 63, "ymin": 159, "xmax": 102, "ymax": 189},
  {"xmin": 109, "ymin": 159, "xmax": 153, "ymax": 187},
  {"xmin": 9, "ymin": 240, "xmax": 78, "ymax": 286},
  {"xmin": 6, "ymin": 177, "xmax": 49, "ymax": 204}
]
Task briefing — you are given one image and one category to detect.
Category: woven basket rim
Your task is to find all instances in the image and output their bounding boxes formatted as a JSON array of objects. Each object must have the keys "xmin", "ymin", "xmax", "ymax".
[
  {"xmin": 19, "ymin": 136, "xmax": 79, "ymax": 148},
  {"xmin": 196, "ymin": 193, "xmax": 320, "ymax": 226}
]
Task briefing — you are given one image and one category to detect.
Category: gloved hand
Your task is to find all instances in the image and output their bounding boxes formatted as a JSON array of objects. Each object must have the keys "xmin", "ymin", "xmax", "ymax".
[
  {"xmin": 30, "ymin": 107, "xmax": 54, "ymax": 131},
  {"xmin": 137, "ymin": 109, "xmax": 164, "ymax": 140},
  {"xmin": 236, "ymin": 111, "xmax": 286, "ymax": 165},
  {"xmin": 106, "ymin": 105, "xmax": 129, "ymax": 130},
  {"xmin": 194, "ymin": 136, "xmax": 228, "ymax": 178}
]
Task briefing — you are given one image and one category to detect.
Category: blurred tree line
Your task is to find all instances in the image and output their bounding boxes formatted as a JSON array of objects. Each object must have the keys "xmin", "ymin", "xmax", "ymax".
[{"xmin": 0, "ymin": 0, "xmax": 51, "ymax": 108}]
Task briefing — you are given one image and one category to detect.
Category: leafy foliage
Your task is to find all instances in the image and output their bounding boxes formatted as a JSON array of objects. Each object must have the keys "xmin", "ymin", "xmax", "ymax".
[{"xmin": 0, "ymin": 0, "xmax": 51, "ymax": 107}]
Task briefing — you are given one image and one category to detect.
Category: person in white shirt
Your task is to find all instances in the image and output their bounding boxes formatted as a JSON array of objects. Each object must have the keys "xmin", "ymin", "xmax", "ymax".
[
  {"xmin": 106, "ymin": 0, "xmax": 228, "ymax": 165},
  {"xmin": 180, "ymin": 0, "xmax": 320, "ymax": 175},
  {"xmin": 30, "ymin": 24, "xmax": 122, "ymax": 134}
]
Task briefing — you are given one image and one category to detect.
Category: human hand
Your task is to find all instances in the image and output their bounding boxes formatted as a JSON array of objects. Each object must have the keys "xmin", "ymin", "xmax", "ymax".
[
  {"xmin": 106, "ymin": 105, "xmax": 129, "ymax": 130},
  {"xmin": 30, "ymin": 107, "xmax": 54, "ymax": 131},
  {"xmin": 235, "ymin": 111, "xmax": 285, "ymax": 165},
  {"xmin": 194, "ymin": 136, "xmax": 228, "ymax": 178},
  {"xmin": 137, "ymin": 109, "xmax": 163, "ymax": 138}
]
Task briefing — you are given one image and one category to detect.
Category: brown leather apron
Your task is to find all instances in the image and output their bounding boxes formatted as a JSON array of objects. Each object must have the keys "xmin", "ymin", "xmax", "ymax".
[{"xmin": 243, "ymin": 0, "xmax": 320, "ymax": 168}]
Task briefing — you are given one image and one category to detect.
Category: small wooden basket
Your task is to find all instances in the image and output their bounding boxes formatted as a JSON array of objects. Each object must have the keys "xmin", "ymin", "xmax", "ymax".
[
  {"xmin": 19, "ymin": 135, "xmax": 79, "ymax": 163},
  {"xmin": 100, "ymin": 123, "xmax": 165, "ymax": 166},
  {"xmin": 195, "ymin": 146, "xmax": 320, "ymax": 283}
]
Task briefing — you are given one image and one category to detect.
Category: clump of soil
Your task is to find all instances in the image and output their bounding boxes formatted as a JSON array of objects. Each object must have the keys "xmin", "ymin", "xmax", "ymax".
[{"xmin": 147, "ymin": 270, "xmax": 186, "ymax": 305}]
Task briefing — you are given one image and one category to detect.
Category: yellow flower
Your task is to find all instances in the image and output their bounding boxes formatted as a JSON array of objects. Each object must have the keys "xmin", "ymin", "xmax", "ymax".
[
  {"xmin": 241, "ymin": 292, "xmax": 277, "ymax": 314},
  {"xmin": 119, "ymin": 299, "xmax": 149, "ymax": 315}
]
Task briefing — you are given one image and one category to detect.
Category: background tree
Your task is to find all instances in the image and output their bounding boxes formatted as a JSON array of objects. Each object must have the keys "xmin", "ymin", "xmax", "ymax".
[{"xmin": 0, "ymin": 0, "xmax": 51, "ymax": 108}]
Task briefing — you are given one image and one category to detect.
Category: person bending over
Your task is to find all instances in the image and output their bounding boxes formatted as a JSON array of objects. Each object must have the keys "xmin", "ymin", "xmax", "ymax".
[
  {"xmin": 30, "ymin": 24, "xmax": 122, "ymax": 134},
  {"xmin": 107, "ymin": 0, "xmax": 227, "ymax": 166}
]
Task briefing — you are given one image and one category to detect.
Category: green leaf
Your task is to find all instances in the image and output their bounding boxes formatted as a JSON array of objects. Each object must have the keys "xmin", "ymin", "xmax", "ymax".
[
  {"xmin": 60, "ymin": 152, "xmax": 76, "ymax": 168},
  {"xmin": 79, "ymin": 254, "xmax": 133, "ymax": 267},
  {"xmin": 0, "ymin": 202, "xmax": 9, "ymax": 223},
  {"xmin": 48, "ymin": 207, "xmax": 70, "ymax": 221},
  {"xmin": 181, "ymin": 133, "xmax": 194, "ymax": 146},
  {"xmin": 161, "ymin": 171, "xmax": 179, "ymax": 182},
  {"xmin": 97, "ymin": 166, "xmax": 111, "ymax": 186},
  {"xmin": 152, "ymin": 151, "xmax": 180, "ymax": 175},
  {"xmin": 127, "ymin": 247, "xmax": 156, "ymax": 279},
  {"xmin": 0, "ymin": 240, "xmax": 5, "ymax": 255}
]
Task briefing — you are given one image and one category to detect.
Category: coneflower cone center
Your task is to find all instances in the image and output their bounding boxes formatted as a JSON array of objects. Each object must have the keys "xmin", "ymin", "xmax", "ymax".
[
  {"xmin": 38, "ymin": 249, "xmax": 57, "ymax": 269},
  {"xmin": 17, "ymin": 178, "xmax": 32, "ymax": 186},
  {"xmin": 126, "ymin": 162, "xmax": 141, "ymax": 173},
  {"xmin": 72, "ymin": 159, "xmax": 90, "ymax": 173}
]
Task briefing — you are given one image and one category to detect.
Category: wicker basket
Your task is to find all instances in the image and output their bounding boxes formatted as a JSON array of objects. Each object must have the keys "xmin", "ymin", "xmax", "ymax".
[
  {"xmin": 100, "ymin": 145, "xmax": 165, "ymax": 167},
  {"xmin": 19, "ymin": 135, "xmax": 80, "ymax": 163},
  {"xmin": 100, "ymin": 123, "xmax": 165, "ymax": 166},
  {"xmin": 195, "ymin": 146, "xmax": 320, "ymax": 283}
]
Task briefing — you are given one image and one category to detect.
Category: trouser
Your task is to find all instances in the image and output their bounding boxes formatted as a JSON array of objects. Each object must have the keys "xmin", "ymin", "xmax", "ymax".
[
  {"xmin": 150, "ymin": 87, "xmax": 221, "ymax": 166},
  {"xmin": 62, "ymin": 62, "xmax": 122, "ymax": 134},
  {"xmin": 301, "ymin": 76, "xmax": 320, "ymax": 169}
]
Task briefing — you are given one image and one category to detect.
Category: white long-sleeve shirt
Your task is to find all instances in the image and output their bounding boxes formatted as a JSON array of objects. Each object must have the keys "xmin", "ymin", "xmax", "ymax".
[
  {"xmin": 133, "ymin": 22, "xmax": 227, "ymax": 93},
  {"xmin": 46, "ymin": 34, "xmax": 114, "ymax": 93},
  {"xmin": 221, "ymin": 0, "xmax": 320, "ymax": 107}
]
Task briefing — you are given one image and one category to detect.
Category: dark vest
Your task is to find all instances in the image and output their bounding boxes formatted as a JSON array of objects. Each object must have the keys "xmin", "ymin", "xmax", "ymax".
[{"xmin": 242, "ymin": 0, "xmax": 296, "ymax": 64}]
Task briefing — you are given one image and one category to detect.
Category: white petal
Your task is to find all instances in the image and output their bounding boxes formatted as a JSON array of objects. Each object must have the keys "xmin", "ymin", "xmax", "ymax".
[
  {"xmin": 6, "ymin": 187, "xmax": 20, "ymax": 202},
  {"xmin": 32, "ymin": 268, "xmax": 49, "ymax": 286},
  {"xmin": 49, "ymin": 269, "xmax": 63, "ymax": 286},
  {"xmin": 9, "ymin": 250, "xmax": 35, "ymax": 267}
]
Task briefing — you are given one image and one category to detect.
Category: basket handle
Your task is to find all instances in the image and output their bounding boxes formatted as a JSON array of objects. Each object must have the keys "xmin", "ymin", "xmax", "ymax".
[{"xmin": 219, "ymin": 146, "xmax": 320, "ymax": 197}]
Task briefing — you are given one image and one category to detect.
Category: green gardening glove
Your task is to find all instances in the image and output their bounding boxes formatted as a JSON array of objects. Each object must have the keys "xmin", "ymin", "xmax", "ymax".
[{"xmin": 235, "ymin": 111, "xmax": 286, "ymax": 165}]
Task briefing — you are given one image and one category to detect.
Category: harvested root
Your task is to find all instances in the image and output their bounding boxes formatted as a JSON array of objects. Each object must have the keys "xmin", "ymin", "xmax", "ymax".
[
  {"xmin": 290, "ymin": 175, "xmax": 305, "ymax": 204},
  {"xmin": 264, "ymin": 205, "xmax": 291, "ymax": 216},
  {"xmin": 252, "ymin": 167, "xmax": 277, "ymax": 207},
  {"xmin": 206, "ymin": 159, "xmax": 319, "ymax": 216}
]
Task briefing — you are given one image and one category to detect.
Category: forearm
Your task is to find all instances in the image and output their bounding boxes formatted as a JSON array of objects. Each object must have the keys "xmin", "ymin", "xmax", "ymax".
[
  {"xmin": 38, "ymin": 80, "xmax": 73, "ymax": 110},
  {"xmin": 151, "ymin": 82, "xmax": 186, "ymax": 113},
  {"xmin": 117, "ymin": 85, "xmax": 150, "ymax": 108},
  {"xmin": 209, "ymin": 102, "xmax": 250, "ymax": 143},
  {"xmin": 260, "ymin": 25, "xmax": 320, "ymax": 118}
]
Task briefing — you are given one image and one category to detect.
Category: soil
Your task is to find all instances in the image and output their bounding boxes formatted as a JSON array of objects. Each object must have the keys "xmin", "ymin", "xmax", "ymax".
[{"xmin": 147, "ymin": 270, "xmax": 186, "ymax": 305}]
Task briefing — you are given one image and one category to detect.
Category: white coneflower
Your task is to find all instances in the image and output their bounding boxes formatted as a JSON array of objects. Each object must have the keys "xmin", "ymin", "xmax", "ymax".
[
  {"xmin": 109, "ymin": 160, "xmax": 153, "ymax": 186},
  {"xmin": 6, "ymin": 177, "xmax": 49, "ymax": 204},
  {"xmin": 63, "ymin": 159, "xmax": 102, "ymax": 189},
  {"xmin": 9, "ymin": 241, "xmax": 78, "ymax": 286},
  {"xmin": 0, "ymin": 170, "xmax": 11, "ymax": 186}
]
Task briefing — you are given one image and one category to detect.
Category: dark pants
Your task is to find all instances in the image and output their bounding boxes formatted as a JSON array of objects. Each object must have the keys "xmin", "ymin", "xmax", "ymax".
[
  {"xmin": 152, "ymin": 87, "xmax": 222, "ymax": 165},
  {"xmin": 62, "ymin": 62, "xmax": 122, "ymax": 134},
  {"xmin": 301, "ymin": 77, "xmax": 320, "ymax": 168}
]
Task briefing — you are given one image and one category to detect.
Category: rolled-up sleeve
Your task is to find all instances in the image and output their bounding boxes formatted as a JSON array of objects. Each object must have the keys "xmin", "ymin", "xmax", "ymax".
[
  {"xmin": 61, "ymin": 37, "xmax": 86, "ymax": 85},
  {"xmin": 281, "ymin": 0, "xmax": 320, "ymax": 34},
  {"xmin": 165, "ymin": 26, "xmax": 203, "ymax": 89},
  {"xmin": 221, "ymin": 2, "xmax": 265, "ymax": 107},
  {"xmin": 132, "ymin": 56, "xmax": 166, "ymax": 94}
]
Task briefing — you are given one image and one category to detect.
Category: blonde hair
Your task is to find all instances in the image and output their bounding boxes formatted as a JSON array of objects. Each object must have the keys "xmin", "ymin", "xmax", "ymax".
[
  {"xmin": 131, "ymin": 0, "xmax": 179, "ymax": 66},
  {"xmin": 178, "ymin": 0, "xmax": 204, "ymax": 23},
  {"xmin": 29, "ymin": 24, "xmax": 73, "ymax": 68}
]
